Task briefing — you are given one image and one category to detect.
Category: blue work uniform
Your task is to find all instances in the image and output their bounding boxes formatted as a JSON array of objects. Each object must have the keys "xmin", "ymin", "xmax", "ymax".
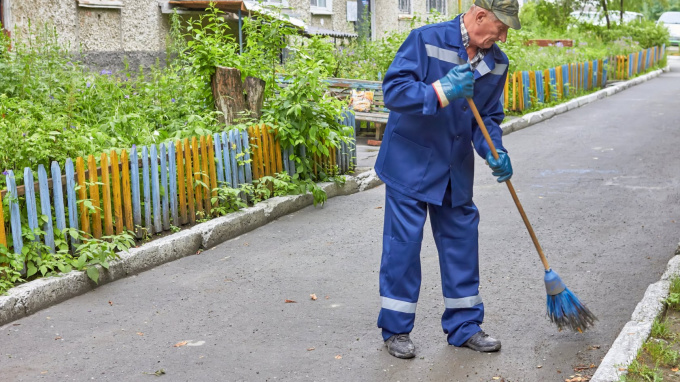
[{"xmin": 374, "ymin": 14, "xmax": 509, "ymax": 346}]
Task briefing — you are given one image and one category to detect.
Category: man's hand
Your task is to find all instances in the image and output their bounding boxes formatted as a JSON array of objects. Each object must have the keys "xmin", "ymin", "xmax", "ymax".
[
  {"xmin": 486, "ymin": 149, "xmax": 512, "ymax": 182},
  {"xmin": 432, "ymin": 63, "xmax": 474, "ymax": 108}
]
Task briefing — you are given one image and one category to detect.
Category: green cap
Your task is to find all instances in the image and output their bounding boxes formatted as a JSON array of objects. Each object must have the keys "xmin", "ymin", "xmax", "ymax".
[{"xmin": 474, "ymin": 0, "xmax": 521, "ymax": 30}]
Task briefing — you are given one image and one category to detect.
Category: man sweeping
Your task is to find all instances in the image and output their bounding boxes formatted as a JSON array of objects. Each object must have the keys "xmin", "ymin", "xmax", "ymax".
[{"xmin": 374, "ymin": 0, "xmax": 521, "ymax": 359}]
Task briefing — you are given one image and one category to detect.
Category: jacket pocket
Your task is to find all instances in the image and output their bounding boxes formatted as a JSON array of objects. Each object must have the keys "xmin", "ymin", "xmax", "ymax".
[{"xmin": 382, "ymin": 132, "xmax": 432, "ymax": 192}]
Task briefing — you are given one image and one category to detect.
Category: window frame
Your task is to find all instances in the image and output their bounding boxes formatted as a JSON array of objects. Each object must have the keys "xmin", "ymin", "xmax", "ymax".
[
  {"xmin": 311, "ymin": 0, "xmax": 333, "ymax": 15},
  {"xmin": 426, "ymin": 0, "xmax": 446, "ymax": 15},
  {"xmin": 398, "ymin": 0, "xmax": 412, "ymax": 15}
]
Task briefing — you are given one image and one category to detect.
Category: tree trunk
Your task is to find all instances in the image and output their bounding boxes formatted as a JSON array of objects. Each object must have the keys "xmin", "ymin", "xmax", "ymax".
[
  {"xmin": 212, "ymin": 66, "xmax": 247, "ymax": 125},
  {"xmin": 620, "ymin": 0, "xmax": 624, "ymax": 23},
  {"xmin": 244, "ymin": 76, "xmax": 266, "ymax": 120},
  {"xmin": 601, "ymin": 0, "xmax": 611, "ymax": 29}
]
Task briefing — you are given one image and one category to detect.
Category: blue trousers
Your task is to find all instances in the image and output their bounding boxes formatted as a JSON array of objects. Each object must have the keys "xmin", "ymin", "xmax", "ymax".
[{"xmin": 378, "ymin": 185, "xmax": 483, "ymax": 346}]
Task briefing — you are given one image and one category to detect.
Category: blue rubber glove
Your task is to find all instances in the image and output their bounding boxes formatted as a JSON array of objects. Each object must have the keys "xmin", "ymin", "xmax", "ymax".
[
  {"xmin": 432, "ymin": 63, "xmax": 474, "ymax": 108},
  {"xmin": 486, "ymin": 149, "xmax": 513, "ymax": 182}
]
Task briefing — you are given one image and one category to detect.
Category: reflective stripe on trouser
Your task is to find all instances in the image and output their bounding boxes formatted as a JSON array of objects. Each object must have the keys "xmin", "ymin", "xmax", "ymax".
[{"xmin": 378, "ymin": 185, "xmax": 483, "ymax": 346}]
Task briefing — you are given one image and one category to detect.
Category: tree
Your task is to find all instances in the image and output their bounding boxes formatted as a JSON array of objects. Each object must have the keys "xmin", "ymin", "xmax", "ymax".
[
  {"xmin": 600, "ymin": 0, "xmax": 611, "ymax": 28},
  {"xmin": 620, "ymin": 0, "xmax": 624, "ymax": 23}
]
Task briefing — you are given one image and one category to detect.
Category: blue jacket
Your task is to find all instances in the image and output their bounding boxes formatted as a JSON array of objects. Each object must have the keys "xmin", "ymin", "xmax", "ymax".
[{"xmin": 374, "ymin": 15, "xmax": 508, "ymax": 207}]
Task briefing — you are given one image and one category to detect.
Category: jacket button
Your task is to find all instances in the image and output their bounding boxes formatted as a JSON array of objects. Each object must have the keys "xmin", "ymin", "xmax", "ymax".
[
  {"xmin": 462, "ymin": 105, "xmax": 468, "ymax": 111},
  {"xmin": 455, "ymin": 135, "xmax": 460, "ymax": 140}
]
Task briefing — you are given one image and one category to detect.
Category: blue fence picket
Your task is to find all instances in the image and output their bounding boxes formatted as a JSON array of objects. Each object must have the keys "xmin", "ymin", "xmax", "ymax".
[
  {"xmin": 213, "ymin": 134, "xmax": 225, "ymax": 185},
  {"xmin": 638, "ymin": 51, "xmax": 643, "ymax": 73},
  {"xmin": 228, "ymin": 131, "xmax": 239, "ymax": 187},
  {"xmin": 168, "ymin": 142, "xmax": 179, "ymax": 226},
  {"xmin": 5, "ymin": 171, "xmax": 23, "ymax": 256},
  {"xmin": 592, "ymin": 60, "xmax": 598, "ymax": 90},
  {"xmin": 242, "ymin": 130, "xmax": 252, "ymax": 185},
  {"xmin": 549, "ymin": 68, "xmax": 557, "ymax": 101},
  {"xmin": 51, "ymin": 162, "xmax": 66, "ymax": 232},
  {"xmin": 150, "ymin": 145, "xmax": 162, "ymax": 233},
  {"xmin": 521, "ymin": 71, "xmax": 531, "ymax": 109},
  {"xmin": 535, "ymin": 73, "xmax": 544, "ymax": 103},
  {"xmin": 221, "ymin": 132, "xmax": 234, "ymax": 188},
  {"xmin": 160, "ymin": 144, "xmax": 170, "ymax": 231},
  {"xmin": 24, "ymin": 169, "xmax": 39, "ymax": 238},
  {"xmin": 130, "ymin": 147, "xmax": 142, "ymax": 236},
  {"xmin": 561, "ymin": 64, "xmax": 569, "ymax": 97},
  {"xmin": 37, "ymin": 165, "xmax": 56, "ymax": 253},
  {"xmin": 65, "ymin": 159, "xmax": 79, "ymax": 247},
  {"xmin": 142, "ymin": 146, "xmax": 152, "ymax": 234},
  {"xmin": 234, "ymin": 130, "xmax": 245, "ymax": 185}
]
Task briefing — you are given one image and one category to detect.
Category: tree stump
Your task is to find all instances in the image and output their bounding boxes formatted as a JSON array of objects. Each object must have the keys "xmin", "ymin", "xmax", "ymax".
[{"xmin": 211, "ymin": 67, "xmax": 266, "ymax": 125}]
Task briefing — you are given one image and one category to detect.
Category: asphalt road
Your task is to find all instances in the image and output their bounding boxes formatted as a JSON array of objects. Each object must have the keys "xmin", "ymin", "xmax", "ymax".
[{"xmin": 2, "ymin": 59, "xmax": 680, "ymax": 382}]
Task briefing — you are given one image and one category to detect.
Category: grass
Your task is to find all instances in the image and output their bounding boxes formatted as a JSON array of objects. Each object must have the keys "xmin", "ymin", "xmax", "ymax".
[{"xmin": 620, "ymin": 276, "xmax": 680, "ymax": 381}]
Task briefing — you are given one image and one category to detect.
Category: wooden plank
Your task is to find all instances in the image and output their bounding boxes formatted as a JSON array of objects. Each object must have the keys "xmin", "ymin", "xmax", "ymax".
[
  {"xmin": 121, "ymin": 149, "xmax": 135, "ymax": 234},
  {"xmin": 242, "ymin": 130, "xmax": 253, "ymax": 184},
  {"xmin": 76, "ymin": 157, "xmax": 90, "ymax": 236},
  {"xmin": 273, "ymin": 129, "xmax": 283, "ymax": 174},
  {"xmin": 234, "ymin": 130, "xmax": 246, "ymax": 183},
  {"xmin": 222, "ymin": 132, "xmax": 235, "ymax": 187},
  {"xmin": 37, "ymin": 165, "xmax": 56, "ymax": 253},
  {"xmin": 110, "ymin": 150, "xmax": 123, "ymax": 234},
  {"xmin": 246, "ymin": 127, "xmax": 259, "ymax": 180},
  {"xmin": 168, "ymin": 142, "xmax": 179, "ymax": 227},
  {"xmin": 87, "ymin": 155, "xmax": 102, "ymax": 239},
  {"xmin": 130, "ymin": 147, "xmax": 142, "ymax": 237},
  {"xmin": 192, "ymin": 137, "xmax": 203, "ymax": 217},
  {"xmin": 504, "ymin": 74, "xmax": 509, "ymax": 108},
  {"xmin": 5, "ymin": 171, "xmax": 23, "ymax": 257},
  {"xmin": 65, "ymin": 159, "xmax": 79, "ymax": 248},
  {"xmin": 24, "ymin": 168, "xmax": 39, "ymax": 236},
  {"xmin": 260, "ymin": 125, "xmax": 271, "ymax": 176},
  {"xmin": 101, "ymin": 153, "xmax": 113, "ymax": 237},
  {"xmin": 207, "ymin": 135, "xmax": 218, "ymax": 214},
  {"xmin": 0, "ymin": 191, "xmax": 5, "ymax": 249},
  {"xmin": 160, "ymin": 143, "xmax": 170, "ymax": 231},
  {"xmin": 213, "ymin": 134, "xmax": 225, "ymax": 185},
  {"xmin": 50, "ymin": 162, "xmax": 67, "ymax": 232},
  {"xmin": 184, "ymin": 138, "xmax": 196, "ymax": 224},
  {"xmin": 228, "ymin": 131, "xmax": 239, "ymax": 186},
  {"xmin": 177, "ymin": 140, "xmax": 188, "ymax": 225},
  {"xmin": 142, "ymin": 146, "xmax": 153, "ymax": 235},
  {"xmin": 150, "ymin": 144, "xmax": 162, "ymax": 234},
  {"xmin": 512, "ymin": 72, "xmax": 517, "ymax": 110},
  {"xmin": 200, "ymin": 136, "xmax": 210, "ymax": 206}
]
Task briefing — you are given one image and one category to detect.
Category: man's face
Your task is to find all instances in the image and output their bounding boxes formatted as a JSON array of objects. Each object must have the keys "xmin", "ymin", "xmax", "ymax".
[{"xmin": 473, "ymin": 12, "xmax": 509, "ymax": 49}]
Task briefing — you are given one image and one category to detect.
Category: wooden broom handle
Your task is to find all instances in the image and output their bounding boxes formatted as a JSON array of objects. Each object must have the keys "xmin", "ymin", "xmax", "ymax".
[{"xmin": 466, "ymin": 98, "xmax": 551, "ymax": 271}]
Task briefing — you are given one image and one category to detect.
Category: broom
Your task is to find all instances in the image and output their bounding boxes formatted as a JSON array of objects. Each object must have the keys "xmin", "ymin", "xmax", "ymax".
[{"xmin": 467, "ymin": 98, "xmax": 597, "ymax": 332}]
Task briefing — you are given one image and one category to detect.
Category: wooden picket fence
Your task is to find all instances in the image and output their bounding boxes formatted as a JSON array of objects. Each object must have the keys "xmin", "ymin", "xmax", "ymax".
[
  {"xmin": 505, "ymin": 45, "xmax": 665, "ymax": 112},
  {"xmin": 0, "ymin": 113, "xmax": 356, "ymax": 256}
]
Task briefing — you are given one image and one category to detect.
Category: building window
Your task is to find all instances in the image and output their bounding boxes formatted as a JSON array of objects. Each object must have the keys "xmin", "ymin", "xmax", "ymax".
[
  {"xmin": 399, "ymin": 0, "xmax": 411, "ymax": 14},
  {"xmin": 311, "ymin": 0, "xmax": 332, "ymax": 14},
  {"xmin": 426, "ymin": 0, "xmax": 445, "ymax": 14}
]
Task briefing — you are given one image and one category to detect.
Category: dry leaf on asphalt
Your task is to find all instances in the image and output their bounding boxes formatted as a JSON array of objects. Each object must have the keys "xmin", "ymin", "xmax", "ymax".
[
  {"xmin": 174, "ymin": 341, "xmax": 188, "ymax": 347},
  {"xmin": 310, "ymin": 294, "xmax": 317, "ymax": 300},
  {"xmin": 307, "ymin": 347, "xmax": 315, "ymax": 351},
  {"xmin": 108, "ymin": 301, "xmax": 113, "ymax": 306},
  {"xmin": 54, "ymin": 336, "xmax": 62, "ymax": 340},
  {"xmin": 565, "ymin": 376, "xmax": 590, "ymax": 382},
  {"xmin": 137, "ymin": 332, "xmax": 144, "ymax": 336},
  {"xmin": 587, "ymin": 345, "xmax": 601, "ymax": 350},
  {"xmin": 325, "ymin": 296, "xmax": 329, "ymax": 299},
  {"xmin": 573, "ymin": 365, "xmax": 592, "ymax": 372},
  {"xmin": 335, "ymin": 355, "xmax": 342, "ymax": 359},
  {"xmin": 537, "ymin": 365, "xmax": 542, "ymax": 368},
  {"xmin": 285, "ymin": 299, "xmax": 297, "ymax": 303},
  {"xmin": 375, "ymin": 206, "xmax": 383, "ymax": 209}
]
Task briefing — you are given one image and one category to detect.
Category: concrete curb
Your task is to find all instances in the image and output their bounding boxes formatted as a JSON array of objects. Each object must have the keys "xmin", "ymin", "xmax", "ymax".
[
  {"xmin": 0, "ymin": 172, "xmax": 381, "ymax": 327},
  {"xmin": 500, "ymin": 66, "xmax": 669, "ymax": 135},
  {"xmin": 591, "ymin": 245, "xmax": 680, "ymax": 382},
  {"xmin": 0, "ymin": 65, "xmax": 670, "ymax": 328}
]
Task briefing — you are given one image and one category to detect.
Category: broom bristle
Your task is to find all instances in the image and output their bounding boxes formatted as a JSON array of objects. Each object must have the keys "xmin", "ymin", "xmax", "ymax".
[{"xmin": 546, "ymin": 287, "xmax": 597, "ymax": 332}]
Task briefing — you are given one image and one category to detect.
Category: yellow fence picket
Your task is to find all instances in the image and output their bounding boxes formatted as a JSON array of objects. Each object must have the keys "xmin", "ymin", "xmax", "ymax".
[
  {"xmin": 121, "ymin": 149, "xmax": 134, "ymax": 232},
  {"xmin": 76, "ymin": 157, "xmax": 90, "ymax": 236},
  {"xmin": 88, "ymin": 155, "xmax": 102, "ymax": 239},
  {"xmin": 176, "ymin": 140, "xmax": 188, "ymax": 225},
  {"xmin": 192, "ymin": 137, "xmax": 203, "ymax": 217},
  {"xmin": 110, "ymin": 150, "xmax": 124, "ymax": 234},
  {"xmin": 101, "ymin": 153, "xmax": 113, "ymax": 236}
]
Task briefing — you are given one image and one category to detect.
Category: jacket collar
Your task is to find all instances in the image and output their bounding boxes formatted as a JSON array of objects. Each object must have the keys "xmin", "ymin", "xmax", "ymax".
[{"xmin": 447, "ymin": 14, "xmax": 500, "ymax": 79}]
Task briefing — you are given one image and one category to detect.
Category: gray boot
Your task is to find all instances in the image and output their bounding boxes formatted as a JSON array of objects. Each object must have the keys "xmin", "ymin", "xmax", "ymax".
[
  {"xmin": 461, "ymin": 330, "xmax": 501, "ymax": 352},
  {"xmin": 385, "ymin": 334, "xmax": 416, "ymax": 359}
]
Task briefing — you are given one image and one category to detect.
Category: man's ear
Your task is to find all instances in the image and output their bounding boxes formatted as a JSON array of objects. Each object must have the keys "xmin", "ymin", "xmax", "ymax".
[{"xmin": 475, "ymin": 9, "xmax": 488, "ymax": 24}]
